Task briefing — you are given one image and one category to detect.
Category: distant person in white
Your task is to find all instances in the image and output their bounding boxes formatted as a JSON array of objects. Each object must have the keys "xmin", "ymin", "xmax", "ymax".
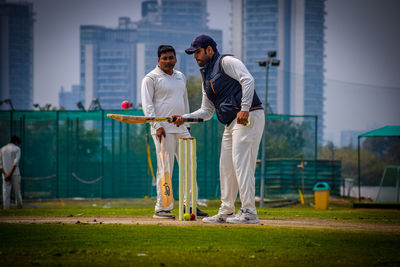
[
  {"xmin": 141, "ymin": 45, "xmax": 208, "ymax": 219},
  {"xmin": 1, "ymin": 136, "xmax": 23, "ymax": 210},
  {"xmin": 173, "ymin": 35, "xmax": 264, "ymax": 224}
]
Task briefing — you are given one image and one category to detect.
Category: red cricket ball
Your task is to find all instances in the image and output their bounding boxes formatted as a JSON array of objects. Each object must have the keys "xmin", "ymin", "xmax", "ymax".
[
  {"xmin": 121, "ymin": 100, "xmax": 131, "ymax": 110},
  {"xmin": 190, "ymin": 213, "xmax": 196, "ymax": 221}
]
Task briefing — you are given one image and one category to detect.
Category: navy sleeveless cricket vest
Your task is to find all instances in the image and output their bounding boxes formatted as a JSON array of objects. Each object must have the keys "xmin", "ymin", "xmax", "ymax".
[{"xmin": 200, "ymin": 53, "xmax": 262, "ymax": 125}]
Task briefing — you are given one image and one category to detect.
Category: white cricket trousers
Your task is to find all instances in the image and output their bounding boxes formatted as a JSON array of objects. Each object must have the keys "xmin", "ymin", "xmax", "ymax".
[
  {"xmin": 152, "ymin": 131, "xmax": 196, "ymax": 212},
  {"xmin": 2, "ymin": 174, "xmax": 23, "ymax": 210},
  {"xmin": 218, "ymin": 109, "xmax": 265, "ymax": 215}
]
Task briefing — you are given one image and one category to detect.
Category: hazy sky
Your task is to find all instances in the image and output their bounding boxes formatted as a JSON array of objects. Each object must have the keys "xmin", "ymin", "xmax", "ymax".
[
  {"xmin": 8, "ymin": 0, "xmax": 400, "ymax": 145},
  {"xmin": 324, "ymin": 0, "xmax": 400, "ymax": 144}
]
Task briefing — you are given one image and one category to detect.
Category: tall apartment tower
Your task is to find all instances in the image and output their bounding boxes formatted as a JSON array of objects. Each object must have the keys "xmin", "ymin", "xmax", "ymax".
[
  {"xmin": 80, "ymin": 23, "xmax": 137, "ymax": 110},
  {"xmin": 232, "ymin": 0, "xmax": 326, "ymax": 142},
  {"xmin": 0, "ymin": 1, "xmax": 34, "ymax": 110},
  {"xmin": 160, "ymin": 0, "xmax": 207, "ymax": 28},
  {"xmin": 136, "ymin": 0, "xmax": 221, "ymax": 82}
]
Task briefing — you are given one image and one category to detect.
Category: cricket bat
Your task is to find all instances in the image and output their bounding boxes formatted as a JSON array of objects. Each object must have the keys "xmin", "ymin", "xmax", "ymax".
[
  {"xmin": 107, "ymin": 114, "xmax": 203, "ymax": 124},
  {"xmin": 159, "ymin": 152, "xmax": 173, "ymax": 208}
]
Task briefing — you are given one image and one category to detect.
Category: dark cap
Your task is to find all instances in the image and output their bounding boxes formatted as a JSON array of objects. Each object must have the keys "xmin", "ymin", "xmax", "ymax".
[{"xmin": 185, "ymin": 35, "xmax": 217, "ymax": 54}]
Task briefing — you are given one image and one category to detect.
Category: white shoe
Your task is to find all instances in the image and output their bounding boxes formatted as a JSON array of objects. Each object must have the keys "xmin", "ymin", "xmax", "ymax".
[
  {"xmin": 202, "ymin": 213, "xmax": 234, "ymax": 223},
  {"xmin": 226, "ymin": 209, "xmax": 260, "ymax": 224}
]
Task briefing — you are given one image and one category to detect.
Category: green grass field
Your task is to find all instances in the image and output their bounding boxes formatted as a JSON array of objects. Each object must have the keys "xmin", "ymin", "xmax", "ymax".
[
  {"xmin": 2, "ymin": 198, "xmax": 399, "ymax": 224},
  {"xmin": 1, "ymin": 198, "xmax": 400, "ymax": 266}
]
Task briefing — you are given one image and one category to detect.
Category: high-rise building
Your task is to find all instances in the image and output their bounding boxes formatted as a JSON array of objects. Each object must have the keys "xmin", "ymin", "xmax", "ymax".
[
  {"xmin": 80, "ymin": 0, "xmax": 222, "ymax": 109},
  {"xmin": 232, "ymin": 0, "xmax": 326, "ymax": 143},
  {"xmin": 232, "ymin": 0, "xmax": 279, "ymax": 111},
  {"xmin": 80, "ymin": 23, "xmax": 137, "ymax": 110},
  {"xmin": 0, "ymin": 1, "xmax": 34, "ymax": 110},
  {"xmin": 59, "ymin": 85, "xmax": 84, "ymax": 110},
  {"xmin": 141, "ymin": 0, "xmax": 160, "ymax": 24},
  {"xmin": 160, "ymin": 0, "xmax": 207, "ymax": 29}
]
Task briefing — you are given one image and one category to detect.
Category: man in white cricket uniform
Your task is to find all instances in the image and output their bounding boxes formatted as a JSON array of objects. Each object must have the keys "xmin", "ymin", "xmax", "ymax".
[
  {"xmin": 174, "ymin": 35, "xmax": 265, "ymax": 224},
  {"xmin": 1, "ymin": 136, "xmax": 23, "ymax": 210},
  {"xmin": 141, "ymin": 45, "xmax": 208, "ymax": 219}
]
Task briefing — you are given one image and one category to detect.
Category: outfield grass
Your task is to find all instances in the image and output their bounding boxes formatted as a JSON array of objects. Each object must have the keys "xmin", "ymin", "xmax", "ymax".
[
  {"xmin": 1, "ymin": 198, "xmax": 400, "ymax": 266},
  {"xmin": 0, "ymin": 223, "xmax": 399, "ymax": 266}
]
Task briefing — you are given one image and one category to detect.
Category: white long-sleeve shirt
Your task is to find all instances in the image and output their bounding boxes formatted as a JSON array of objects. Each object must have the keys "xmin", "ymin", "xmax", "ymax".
[
  {"xmin": 186, "ymin": 55, "xmax": 255, "ymax": 121},
  {"xmin": 141, "ymin": 66, "xmax": 190, "ymax": 134},
  {"xmin": 0, "ymin": 143, "xmax": 21, "ymax": 176}
]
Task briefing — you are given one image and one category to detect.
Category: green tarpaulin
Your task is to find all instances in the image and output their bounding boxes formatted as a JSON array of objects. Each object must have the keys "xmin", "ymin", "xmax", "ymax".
[{"xmin": 359, "ymin": 125, "xmax": 400, "ymax": 137}]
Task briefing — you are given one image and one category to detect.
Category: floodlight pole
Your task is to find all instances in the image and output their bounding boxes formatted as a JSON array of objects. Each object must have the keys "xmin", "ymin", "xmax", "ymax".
[
  {"xmin": 358, "ymin": 136, "xmax": 361, "ymax": 202},
  {"xmin": 259, "ymin": 62, "xmax": 269, "ymax": 208},
  {"xmin": 258, "ymin": 51, "xmax": 280, "ymax": 208}
]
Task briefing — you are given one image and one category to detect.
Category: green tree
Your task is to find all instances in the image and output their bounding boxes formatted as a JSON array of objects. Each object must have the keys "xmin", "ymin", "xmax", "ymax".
[
  {"xmin": 319, "ymin": 144, "xmax": 385, "ymax": 185},
  {"xmin": 265, "ymin": 118, "xmax": 312, "ymax": 159},
  {"xmin": 186, "ymin": 76, "xmax": 202, "ymax": 112},
  {"xmin": 362, "ymin": 136, "xmax": 400, "ymax": 162}
]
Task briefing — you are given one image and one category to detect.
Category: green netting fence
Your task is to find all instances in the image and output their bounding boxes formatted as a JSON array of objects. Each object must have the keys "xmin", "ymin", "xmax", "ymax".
[{"xmin": 0, "ymin": 110, "xmax": 341, "ymax": 200}]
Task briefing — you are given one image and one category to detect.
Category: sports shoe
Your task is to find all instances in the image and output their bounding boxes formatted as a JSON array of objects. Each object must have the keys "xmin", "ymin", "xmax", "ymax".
[
  {"xmin": 153, "ymin": 210, "xmax": 176, "ymax": 219},
  {"xmin": 196, "ymin": 208, "xmax": 208, "ymax": 217},
  {"xmin": 184, "ymin": 206, "xmax": 209, "ymax": 217},
  {"xmin": 202, "ymin": 213, "xmax": 234, "ymax": 224},
  {"xmin": 226, "ymin": 209, "xmax": 259, "ymax": 224}
]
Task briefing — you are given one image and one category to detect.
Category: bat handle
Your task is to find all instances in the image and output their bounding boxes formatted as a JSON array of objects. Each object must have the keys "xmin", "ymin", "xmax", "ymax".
[
  {"xmin": 184, "ymin": 118, "xmax": 204, "ymax": 123},
  {"xmin": 171, "ymin": 117, "xmax": 204, "ymax": 123}
]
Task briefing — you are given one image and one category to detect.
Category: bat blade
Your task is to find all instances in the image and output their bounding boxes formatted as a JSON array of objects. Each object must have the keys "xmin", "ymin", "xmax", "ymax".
[
  {"xmin": 107, "ymin": 114, "xmax": 204, "ymax": 124},
  {"xmin": 107, "ymin": 114, "xmax": 170, "ymax": 124},
  {"xmin": 160, "ymin": 152, "xmax": 173, "ymax": 208}
]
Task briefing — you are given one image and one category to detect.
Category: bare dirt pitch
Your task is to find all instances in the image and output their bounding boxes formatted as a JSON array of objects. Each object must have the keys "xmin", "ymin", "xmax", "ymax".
[{"xmin": 1, "ymin": 216, "xmax": 399, "ymax": 232}]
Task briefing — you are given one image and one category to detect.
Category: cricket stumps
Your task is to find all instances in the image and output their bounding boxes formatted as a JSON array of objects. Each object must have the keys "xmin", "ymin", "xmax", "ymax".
[{"xmin": 178, "ymin": 137, "xmax": 197, "ymax": 221}]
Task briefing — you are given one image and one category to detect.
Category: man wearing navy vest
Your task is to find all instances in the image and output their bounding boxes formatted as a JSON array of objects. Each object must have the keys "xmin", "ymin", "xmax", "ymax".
[{"xmin": 173, "ymin": 35, "xmax": 265, "ymax": 224}]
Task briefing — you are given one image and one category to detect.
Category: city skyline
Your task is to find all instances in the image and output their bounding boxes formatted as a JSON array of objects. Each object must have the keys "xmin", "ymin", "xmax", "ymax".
[
  {"xmin": 78, "ymin": 1, "xmax": 222, "ymax": 110},
  {"xmin": 4, "ymin": 0, "xmax": 400, "ymax": 146}
]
